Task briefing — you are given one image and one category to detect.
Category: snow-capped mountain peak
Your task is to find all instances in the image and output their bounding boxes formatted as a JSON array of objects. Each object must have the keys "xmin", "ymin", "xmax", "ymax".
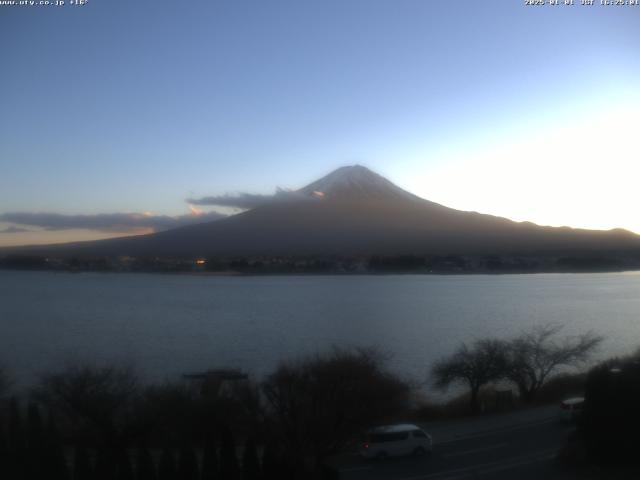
[{"xmin": 297, "ymin": 165, "xmax": 419, "ymax": 201}]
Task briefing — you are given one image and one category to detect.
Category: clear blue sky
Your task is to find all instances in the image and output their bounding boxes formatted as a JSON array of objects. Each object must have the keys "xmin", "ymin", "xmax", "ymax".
[{"xmin": 1, "ymin": 0, "xmax": 639, "ymax": 245}]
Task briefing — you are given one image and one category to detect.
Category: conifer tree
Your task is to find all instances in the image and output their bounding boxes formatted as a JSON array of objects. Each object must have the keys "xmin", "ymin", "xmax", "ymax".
[
  {"xmin": 0, "ymin": 421, "xmax": 10, "ymax": 477},
  {"xmin": 45, "ymin": 411, "xmax": 69, "ymax": 480},
  {"xmin": 201, "ymin": 438, "xmax": 219, "ymax": 480},
  {"xmin": 8, "ymin": 398, "xmax": 25, "ymax": 479},
  {"xmin": 219, "ymin": 426, "xmax": 239, "ymax": 480},
  {"xmin": 94, "ymin": 447, "xmax": 116, "ymax": 480},
  {"xmin": 26, "ymin": 402, "xmax": 46, "ymax": 479},
  {"xmin": 116, "ymin": 449, "xmax": 134, "ymax": 480},
  {"xmin": 136, "ymin": 445, "xmax": 157, "ymax": 480},
  {"xmin": 241, "ymin": 438, "xmax": 260, "ymax": 480},
  {"xmin": 178, "ymin": 444, "xmax": 199, "ymax": 480},
  {"xmin": 73, "ymin": 446, "xmax": 93, "ymax": 480},
  {"xmin": 27, "ymin": 402, "xmax": 45, "ymax": 450},
  {"xmin": 261, "ymin": 443, "xmax": 279, "ymax": 480},
  {"xmin": 157, "ymin": 446, "xmax": 177, "ymax": 480}
]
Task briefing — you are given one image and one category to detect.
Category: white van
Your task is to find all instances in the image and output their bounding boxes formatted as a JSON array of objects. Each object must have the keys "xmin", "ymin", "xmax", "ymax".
[{"xmin": 360, "ymin": 424, "xmax": 433, "ymax": 459}]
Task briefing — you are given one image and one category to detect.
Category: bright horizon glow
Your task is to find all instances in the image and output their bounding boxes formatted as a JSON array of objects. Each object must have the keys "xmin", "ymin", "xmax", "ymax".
[
  {"xmin": 401, "ymin": 93, "xmax": 640, "ymax": 234},
  {"xmin": 0, "ymin": 228, "xmax": 149, "ymax": 248}
]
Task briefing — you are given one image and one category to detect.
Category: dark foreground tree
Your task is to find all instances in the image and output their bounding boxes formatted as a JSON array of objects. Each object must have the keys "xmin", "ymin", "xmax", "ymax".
[
  {"xmin": 95, "ymin": 447, "xmax": 116, "ymax": 480},
  {"xmin": 135, "ymin": 381, "xmax": 200, "ymax": 446},
  {"xmin": 263, "ymin": 347, "xmax": 410, "ymax": 475},
  {"xmin": 178, "ymin": 444, "xmax": 199, "ymax": 480},
  {"xmin": 0, "ymin": 366, "xmax": 11, "ymax": 399},
  {"xmin": 432, "ymin": 339, "xmax": 507, "ymax": 414},
  {"xmin": 201, "ymin": 438, "xmax": 219, "ymax": 480},
  {"xmin": 158, "ymin": 446, "xmax": 177, "ymax": 480},
  {"xmin": 261, "ymin": 442, "xmax": 279, "ymax": 480},
  {"xmin": 116, "ymin": 448, "xmax": 134, "ymax": 480},
  {"xmin": 261, "ymin": 442, "xmax": 290, "ymax": 480},
  {"xmin": 26, "ymin": 403, "xmax": 46, "ymax": 479},
  {"xmin": 137, "ymin": 445, "xmax": 157, "ymax": 480},
  {"xmin": 0, "ymin": 424, "xmax": 9, "ymax": 479},
  {"xmin": 45, "ymin": 412, "xmax": 70, "ymax": 480},
  {"xmin": 505, "ymin": 325, "xmax": 602, "ymax": 403},
  {"xmin": 34, "ymin": 364, "xmax": 139, "ymax": 450},
  {"xmin": 580, "ymin": 355, "xmax": 640, "ymax": 464},
  {"xmin": 73, "ymin": 446, "xmax": 93, "ymax": 480},
  {"xmin": 241, "ymin": 437, "xmax": 260, "ymax": 480},
  {"xmin": 219, "ymin": 426, "xmax": 240, "ymax": 480},
  {"xmin": 8, "ymin": 398, "xmax": 26, "ymax": 478}
]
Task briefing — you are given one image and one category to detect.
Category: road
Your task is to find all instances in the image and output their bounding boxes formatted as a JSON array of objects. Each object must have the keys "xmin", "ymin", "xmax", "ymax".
[{"xmin": 334, "ymin": 406, "xmax": 579, "ymax": 480}]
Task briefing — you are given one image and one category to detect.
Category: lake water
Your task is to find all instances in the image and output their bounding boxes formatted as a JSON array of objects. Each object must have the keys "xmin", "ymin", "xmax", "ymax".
[{"xmin": 1, "ymin": 270, "xmax": 640, "ymax": 391}]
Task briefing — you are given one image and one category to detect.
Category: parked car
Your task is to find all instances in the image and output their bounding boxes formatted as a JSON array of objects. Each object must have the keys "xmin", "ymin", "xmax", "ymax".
[
  {"xmin": 559, "ymin": 397, "xmax": 584, "ymax": 422},
  {"xmin": 360, "ymin": 424, "xmax": 432, "ymax": 459}
]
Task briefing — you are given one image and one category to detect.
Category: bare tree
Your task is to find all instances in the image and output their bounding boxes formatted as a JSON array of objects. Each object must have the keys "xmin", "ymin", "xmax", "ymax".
[
  {"xmin": 33, "ymin": 364, "xmax": 139, "ymax": 448},
  {"xmin": 262, "ymin": 347, "xmax": 410, "ymax": 475},
  {"xmin": 505, "ymin": 325, "xmax": 602, "ymax": 403},
  {"xmin": 432, "ymin": 339, "xmax": 507, "ymax": 414}
]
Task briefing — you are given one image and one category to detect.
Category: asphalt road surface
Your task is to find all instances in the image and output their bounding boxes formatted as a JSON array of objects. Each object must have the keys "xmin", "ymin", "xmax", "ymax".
[{"xmin": 334, "ymin": 407, "xmax": 578, "ymax": 480}]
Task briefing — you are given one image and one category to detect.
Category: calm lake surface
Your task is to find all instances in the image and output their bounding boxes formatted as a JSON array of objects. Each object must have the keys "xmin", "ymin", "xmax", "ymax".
[{"xmin": 1, "ymin": 270, "xmax": 640, "ymax": 390}]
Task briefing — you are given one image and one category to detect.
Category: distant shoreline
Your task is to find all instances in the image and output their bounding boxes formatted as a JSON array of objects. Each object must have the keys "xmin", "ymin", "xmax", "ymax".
[
  {"xmin": 2, "ymin": 265, "xmax": 639, "ymax": 277},
  {"xmin": 3, "ymin": 249, "xmax": 640, "ymax": 276}
]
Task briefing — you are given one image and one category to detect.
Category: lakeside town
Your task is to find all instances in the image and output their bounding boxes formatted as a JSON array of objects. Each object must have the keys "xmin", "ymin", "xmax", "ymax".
[{"xmin": 2, "ymin": 252, "xmax": 640, "ymax": 275}]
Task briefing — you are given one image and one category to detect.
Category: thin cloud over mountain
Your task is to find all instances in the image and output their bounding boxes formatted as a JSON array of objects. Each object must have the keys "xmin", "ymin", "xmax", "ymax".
[
  {"xmin": 0, "ymin": 211, "xmax": 227, "ymax": 234},
  {"xmin": 0, "ymin": 226, "xmax": 32, "ymax": 234},
  {"xmin": 187, "ymin": 188, "xmax": 310, "ymax": 209}
]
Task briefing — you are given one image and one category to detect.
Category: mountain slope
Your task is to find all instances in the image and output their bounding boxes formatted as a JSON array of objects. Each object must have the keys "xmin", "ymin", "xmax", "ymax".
[{"xmin": 5, "ymin": 165, "xmax": 640, "ymax": 258}]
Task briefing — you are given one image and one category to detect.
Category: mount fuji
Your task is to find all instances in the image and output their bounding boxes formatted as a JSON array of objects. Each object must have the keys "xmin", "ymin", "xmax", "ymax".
[{"xmin": 7, "ymin": 165, "xmax": 640, "ymax": 260}]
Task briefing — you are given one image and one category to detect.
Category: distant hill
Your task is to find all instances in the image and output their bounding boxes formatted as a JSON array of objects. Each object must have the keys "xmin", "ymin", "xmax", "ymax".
[{"xmin": 4, "ymin": 165, "xmax": 640, "ymax": 260}]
